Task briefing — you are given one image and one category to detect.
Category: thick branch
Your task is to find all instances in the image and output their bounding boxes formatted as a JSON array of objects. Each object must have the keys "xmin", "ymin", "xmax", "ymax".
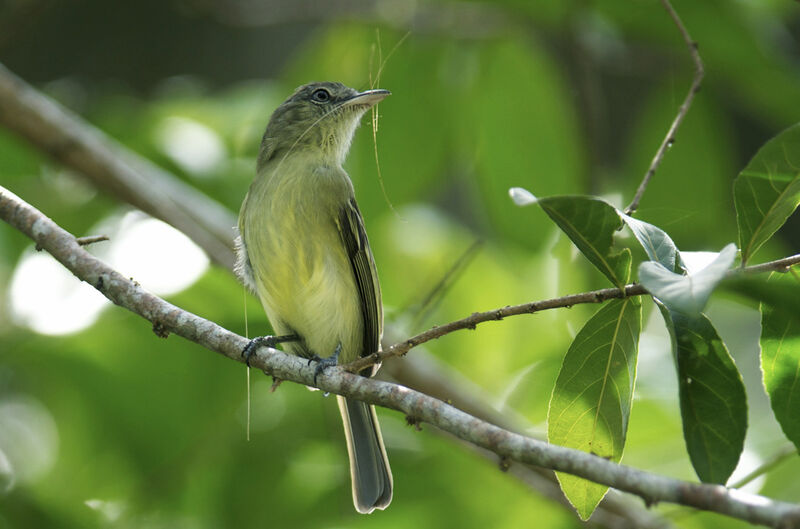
[
  {"xmin": 3, "ymin": 188, "xmax": 800, "ymax": 529},
  {"xmin": 0, "ymin": 62, "xmax": 237, "ymax": 269},
  {"xmin": 383, "ymin": 350, "xmax": 672, "ymax": 529},
  {"xmin": 624, "ymin": 0, "xmax": 704, "ymax": 215}
]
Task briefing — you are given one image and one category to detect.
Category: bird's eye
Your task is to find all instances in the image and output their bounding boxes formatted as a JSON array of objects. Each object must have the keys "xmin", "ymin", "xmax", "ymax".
[{"xmin": 311, "ymin": 89, "xmax": 331, "ymax": 103}]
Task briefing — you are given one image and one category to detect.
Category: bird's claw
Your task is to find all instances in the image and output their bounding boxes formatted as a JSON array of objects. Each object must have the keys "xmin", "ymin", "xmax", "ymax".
[
  {"xmin": 310, "ymin": 344, "xmax": 341, "ymax": 384},
  {"xmin": 242, "ymin": 334, "xmax": 298, "ymax": 367}
]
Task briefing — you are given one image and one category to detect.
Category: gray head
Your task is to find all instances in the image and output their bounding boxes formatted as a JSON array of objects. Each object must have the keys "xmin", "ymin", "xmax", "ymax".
[{"xmin": 258, "ymin": 82, "xmax": 390, "ymax": 169}]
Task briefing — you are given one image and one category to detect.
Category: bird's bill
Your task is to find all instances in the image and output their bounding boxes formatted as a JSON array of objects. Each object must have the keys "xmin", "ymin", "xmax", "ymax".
[{"xmin": 340, "ymin": 89, "xmax": 391, "ymax": 109}]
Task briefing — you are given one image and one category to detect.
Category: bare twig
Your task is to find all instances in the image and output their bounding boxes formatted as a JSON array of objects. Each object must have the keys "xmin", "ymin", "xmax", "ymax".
[
  {"xmin": 75, "ymin": 234, "xmax": 109, "ymax": 246},
  {"xmin": 3, "ymin": 185, "xmax": 800, "ymax": 528},
  {"xmin": 624, "ymin": 0, "xmax": 704, "ymax": 215},
  {"xmin": 741, "ymin": 254, "xmax": 800, "ymax": 274},
  {"xmin": 0, "ymin": 62, "xmax": 237, "ymax": 269},
  {"xmin": 346, "ymin": 253, "xmax": 800, "ymax": 373},
  {"xmin": 350, "ymin": 284, "xmax": 645, "ymax": 372},
  {"xmin": 36, "ymin": 234, "xmax": 108, "ymax": 251}
]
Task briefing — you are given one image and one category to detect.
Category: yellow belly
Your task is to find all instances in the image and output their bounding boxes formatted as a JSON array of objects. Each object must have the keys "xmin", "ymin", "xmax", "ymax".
[
  {"xmin": 241, "ymin": 179, "xmax": 363, "ymax": 361},
  {"xmin": 256, "ymin": 234, "xmax": 364, "ymax": 363}
]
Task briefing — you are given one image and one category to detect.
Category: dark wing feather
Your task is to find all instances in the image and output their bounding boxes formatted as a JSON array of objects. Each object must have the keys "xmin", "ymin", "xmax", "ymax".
[{"xmin": 338, "ymin": 198, "xmax": 383, "ymax": 374}]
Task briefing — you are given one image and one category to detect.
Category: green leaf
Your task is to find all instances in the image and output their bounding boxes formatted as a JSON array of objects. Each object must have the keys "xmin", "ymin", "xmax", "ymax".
[
  {"xmin": 548, "ymin": 297, "xmax": 642, "ymax": 519},
  {"xmin": 760, "ymin": 272, "xmax": 800, "ymax": 451},
  {"xmin": 518, "ymin": 194, "xmax": 631, "ymax": 289},
  {"xmin": 619, "ymin": 213, "xmax": 681, "ymax": 272},
  {"xmin": 659, "ymin": 306, "xmax": 748, "ymax": 484},
  {"xmin": 639, "ymin": 244, "xmax": 737, "ymax": 315},
  {"xmin": 723, "ymin": 273, "xmax": 800, "ymax": 323},
  {"xmin": 734, "ymin": 123, "xmax": 800, "ymax": 264}
]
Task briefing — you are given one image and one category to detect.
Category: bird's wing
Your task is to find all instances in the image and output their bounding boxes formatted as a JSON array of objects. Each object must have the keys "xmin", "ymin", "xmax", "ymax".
[{"xmin": 338, "ymin": 198, "xmax": 383, "ymax": 373}]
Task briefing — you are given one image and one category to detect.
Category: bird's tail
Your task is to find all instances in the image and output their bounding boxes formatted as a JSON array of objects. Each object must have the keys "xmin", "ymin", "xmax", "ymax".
[{"xmin": 337, "ymin": 396, "xmax": 393, "ymax": 513}]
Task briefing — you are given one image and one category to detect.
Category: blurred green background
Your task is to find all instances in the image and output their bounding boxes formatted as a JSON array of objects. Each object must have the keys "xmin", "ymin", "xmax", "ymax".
[{"xmin": 1, "ymin": 0, "xmax": 800, "ymax": 527}]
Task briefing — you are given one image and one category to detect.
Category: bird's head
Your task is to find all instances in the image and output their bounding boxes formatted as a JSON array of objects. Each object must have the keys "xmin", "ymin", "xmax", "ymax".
[{"xmin": 258, "ymin": 82, "xmax": 390, "ymax": 169}]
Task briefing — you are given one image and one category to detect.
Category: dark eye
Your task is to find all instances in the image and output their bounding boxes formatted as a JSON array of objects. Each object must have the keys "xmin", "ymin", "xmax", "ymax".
[{"xmin": 311, "ymin": 89, "xmax": 331, "ymax": 103}]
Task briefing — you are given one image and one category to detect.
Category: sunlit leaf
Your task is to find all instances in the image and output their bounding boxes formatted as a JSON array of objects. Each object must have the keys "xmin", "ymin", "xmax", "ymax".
[
  {"xmin": 537, "ymin": 196, "xmax": 631, "ymax": 289},
  {"xmin": 639, "ymin": 244, "xmax": 737, "ymax": 315},
  {"xmin": 659, "ymin": 306, "xmax": 747, "ymax": 484},
  {"xmin": 760, "ymin": 272, "xmax": 800, "ymax": 452},
  {"xmin": 734, "ymin": 123, "xmax": 800, "ymax": 264},
  {"xmin": 548, "ymin": 297, "xmax": 642, "ymax": 519},
  {"xmin": 620, "ymin": 213, "xmax": 681, "ymax": 272}
]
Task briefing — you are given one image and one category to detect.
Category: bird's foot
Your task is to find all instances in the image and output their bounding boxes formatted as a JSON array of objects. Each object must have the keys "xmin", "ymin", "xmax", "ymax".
[
  {"xmin": 242, "ymin": 334, "xmax": 298, "ymax": 367},
  {"xmin": 309, "ymin": 344, "xmax": 341, "ymax": 384}
]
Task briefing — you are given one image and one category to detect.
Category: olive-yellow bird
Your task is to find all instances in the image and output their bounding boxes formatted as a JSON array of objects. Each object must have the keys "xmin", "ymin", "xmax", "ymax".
[{"xmin": 235, "ymin": 82, "xmax": 392, "ymax": 513}]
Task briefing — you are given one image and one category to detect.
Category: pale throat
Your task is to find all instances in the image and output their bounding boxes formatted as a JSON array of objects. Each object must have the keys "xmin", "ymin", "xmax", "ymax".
[{"xmin": 318, "ymin": 112, "xmax": 365, "ymax": 167}]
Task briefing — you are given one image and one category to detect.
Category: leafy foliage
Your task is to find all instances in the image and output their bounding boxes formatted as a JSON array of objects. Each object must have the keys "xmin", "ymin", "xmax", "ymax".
[
  {"xmin": 735, "ymin": 123, "xmax": 800, "ymax": 265},
  {"xmin": 1, "ymin": 1, "xmax": 800, "ymax": 528},
  {"xmin": 527, "ymin": 190, "xmax": 747, "ymax": 495}
]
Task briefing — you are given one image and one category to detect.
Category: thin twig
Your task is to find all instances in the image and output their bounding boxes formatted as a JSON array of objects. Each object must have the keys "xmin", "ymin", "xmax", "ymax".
[
  {"xmin": 624, "ymin": 0, "xmax": 704, "ymax": 215},
  {"xmin": 350, "ymin": 284, "xmax": 645, "ymax": 373},
  {"xmin": 741, "ymin": 254, "xmax": 800, "ymax": 274},
  {"xmin": 37, "ymin": 234, "xmax": 108, "ymax": 251},
  {"xmin": 345, "ymin": 253, "xmax": 800, "ymax": 373},
  {"xmin": 75, "ymin": 234, "xmax": 109, "ymax": 246},
  {"xmin": 3, "ymin": 185, "xmax": 800, "ymax": 528}
]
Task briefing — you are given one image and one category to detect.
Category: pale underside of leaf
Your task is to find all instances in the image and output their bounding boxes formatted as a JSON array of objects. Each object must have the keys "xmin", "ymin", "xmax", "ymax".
[{"xmin": 638, "ymin": 244, "xmax": 736, "ymax": 315}]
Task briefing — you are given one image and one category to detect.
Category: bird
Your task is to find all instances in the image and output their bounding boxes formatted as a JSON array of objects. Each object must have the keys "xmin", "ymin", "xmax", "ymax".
[{"xmin": 235, "ymin": 81, "xmax": 392, "ymax": 513}]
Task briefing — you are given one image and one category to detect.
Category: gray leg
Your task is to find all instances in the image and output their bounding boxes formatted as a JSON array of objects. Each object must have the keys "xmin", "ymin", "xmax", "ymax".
[
  {"xmin": 309, "ymin": 343, "xmax": 341, "ymax": 384},
  {"xmin": 242, "ymin": 334, "xmax": 299, "ymax": 366}
]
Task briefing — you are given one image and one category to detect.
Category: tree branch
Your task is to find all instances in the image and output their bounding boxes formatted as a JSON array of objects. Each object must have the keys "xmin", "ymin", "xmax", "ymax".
[
  {"xmin": 0, "ymin": 62, "xmax": 237, "ymax": 269},
  {"xmin": 382, "ymin": 348, "xmax": 673, "ymax": 529},
  {"xmin": 346, "ymin": 251, "xmax": 800, "ymax": 373},
  {"xmin": 624, "ymin": 0, "xmax": 704, "ymax": 215},
  {"xmin": 741, "ymin": 254, "xmax": 800, "ymax": 274},
  {"xmin": 3, "ymin": 188, "xmax": 800, "ymax": 529}
]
